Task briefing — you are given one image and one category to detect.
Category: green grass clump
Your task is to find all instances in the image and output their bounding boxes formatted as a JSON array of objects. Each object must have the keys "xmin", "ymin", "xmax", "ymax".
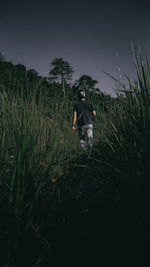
[
  {"xmin": 0, "ymin": 86, "xmax": 79, "ymax": 266},
  {"xmin": 102, "ymin": 48, "xmax": 150, "ymax": 181}
]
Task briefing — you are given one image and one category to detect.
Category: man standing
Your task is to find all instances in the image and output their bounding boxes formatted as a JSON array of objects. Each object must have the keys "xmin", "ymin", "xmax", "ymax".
[{"xmin": 72, "ymin": 90, "xmax": 96, "ymax": 154}]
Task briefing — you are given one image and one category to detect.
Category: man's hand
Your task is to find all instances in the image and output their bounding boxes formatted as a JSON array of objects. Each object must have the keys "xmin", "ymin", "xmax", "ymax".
[
  {"xmin": 93, "ymin": 110, "xmax": 96, "ymax": 116},
  {"xmin": 72, "ymin": 125, "xmax": 76, "ymax": 131}
]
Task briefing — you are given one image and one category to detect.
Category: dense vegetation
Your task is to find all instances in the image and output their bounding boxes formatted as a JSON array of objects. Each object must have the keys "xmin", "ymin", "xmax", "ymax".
[{"xmin": 0, "ymin": 50, "xmax": 150, "ymax": 266}]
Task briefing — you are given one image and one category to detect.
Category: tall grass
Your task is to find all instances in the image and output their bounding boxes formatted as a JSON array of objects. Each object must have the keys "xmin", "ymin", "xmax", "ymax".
[
  {"xmin": 103, "ymin": 48, "xmax": 150, "ymax": 181},
  {"xmin": 0, "ymin": 85, "xmax": 79, "ymax": 266},
  {"xmin": 88, "ymin": 48, "xmax": 150, "ymax": 237}
]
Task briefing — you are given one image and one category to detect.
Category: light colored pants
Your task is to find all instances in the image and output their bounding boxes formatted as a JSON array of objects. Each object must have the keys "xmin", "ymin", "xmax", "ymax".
[{"xmin": 78, "ymin": 124, "xmax": 93, "ymax": 150}]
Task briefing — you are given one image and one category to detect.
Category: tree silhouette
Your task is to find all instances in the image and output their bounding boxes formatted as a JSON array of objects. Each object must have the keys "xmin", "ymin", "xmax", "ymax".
[
  {"xmin": 49, "ymin": 58, "xmax": 74, "ymax": 97},
  {"xmin": 74, "ymin": 75, "xmax": 98, "ymax": 93}
]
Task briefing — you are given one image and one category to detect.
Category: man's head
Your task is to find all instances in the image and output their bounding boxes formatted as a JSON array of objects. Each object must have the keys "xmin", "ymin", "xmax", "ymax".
[{"xmin": 78, "ymin": 90, "xmax": 87, "ymax": 100}]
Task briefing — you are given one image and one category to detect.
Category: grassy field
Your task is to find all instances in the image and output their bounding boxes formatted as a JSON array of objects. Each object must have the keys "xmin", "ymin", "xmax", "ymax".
[{"xmin": 0, "ymin": 50, "xmax": 150, "ymax": 266}]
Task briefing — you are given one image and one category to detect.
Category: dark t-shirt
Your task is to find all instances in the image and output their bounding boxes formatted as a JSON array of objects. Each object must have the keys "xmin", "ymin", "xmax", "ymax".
[{"xmin": 73, "ymin": 100, "xmax": 95, "ymax": 127}]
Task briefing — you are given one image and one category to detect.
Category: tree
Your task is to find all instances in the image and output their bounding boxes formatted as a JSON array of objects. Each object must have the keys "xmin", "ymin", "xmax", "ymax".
[
  {"xmin": 49, "ymin": 58, "xmax": 74, "ymax": 97},
  {"xmin": 74, "ymin": 75, "xmax": 98, "ymax": 93}
]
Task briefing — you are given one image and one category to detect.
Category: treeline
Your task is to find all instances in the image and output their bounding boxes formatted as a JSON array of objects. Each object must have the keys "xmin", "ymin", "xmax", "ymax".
[
  {"xmin": 0, "ymin": 54, "xmax": 113, "ymax": 104},
  {"xmin": 0, "ymin": 60, "xmax": 49, "ymax": 95}
]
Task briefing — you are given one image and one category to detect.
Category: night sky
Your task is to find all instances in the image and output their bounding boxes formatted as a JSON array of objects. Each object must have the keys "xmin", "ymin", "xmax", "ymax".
[{"xmin": 1, "ymin": 0, "xmax": 150, "ymax": 95}]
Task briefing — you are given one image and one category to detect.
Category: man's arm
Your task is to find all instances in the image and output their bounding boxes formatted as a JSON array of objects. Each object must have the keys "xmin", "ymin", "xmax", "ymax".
[{"xmin": 72, "ymin": 111, "xmax": 77, "ymax": 130}]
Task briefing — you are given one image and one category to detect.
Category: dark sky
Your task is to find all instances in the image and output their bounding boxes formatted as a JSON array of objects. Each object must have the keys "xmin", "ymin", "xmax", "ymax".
[{"xmin": 1, "ymin": 0, "xmax": 150, "ymax": 95}]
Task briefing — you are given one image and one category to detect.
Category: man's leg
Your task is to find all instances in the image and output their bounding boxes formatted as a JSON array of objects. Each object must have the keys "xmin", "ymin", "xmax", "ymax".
[
  {"xmin": 86, "ymin": 125, "xmax": 93, "ymax": 149},
  {"xmin": 78, "ymin": 127, "xmax": 87, "ymax": 150},
  {"xmin": 86, "ymin": 125, "xmax": 93, "ymax": 159}
]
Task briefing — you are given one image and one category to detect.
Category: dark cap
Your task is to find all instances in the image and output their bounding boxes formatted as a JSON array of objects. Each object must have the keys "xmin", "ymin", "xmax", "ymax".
[{"xmin": 78, "ymin": 90, "xmax": 87, "ymax": 100}]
